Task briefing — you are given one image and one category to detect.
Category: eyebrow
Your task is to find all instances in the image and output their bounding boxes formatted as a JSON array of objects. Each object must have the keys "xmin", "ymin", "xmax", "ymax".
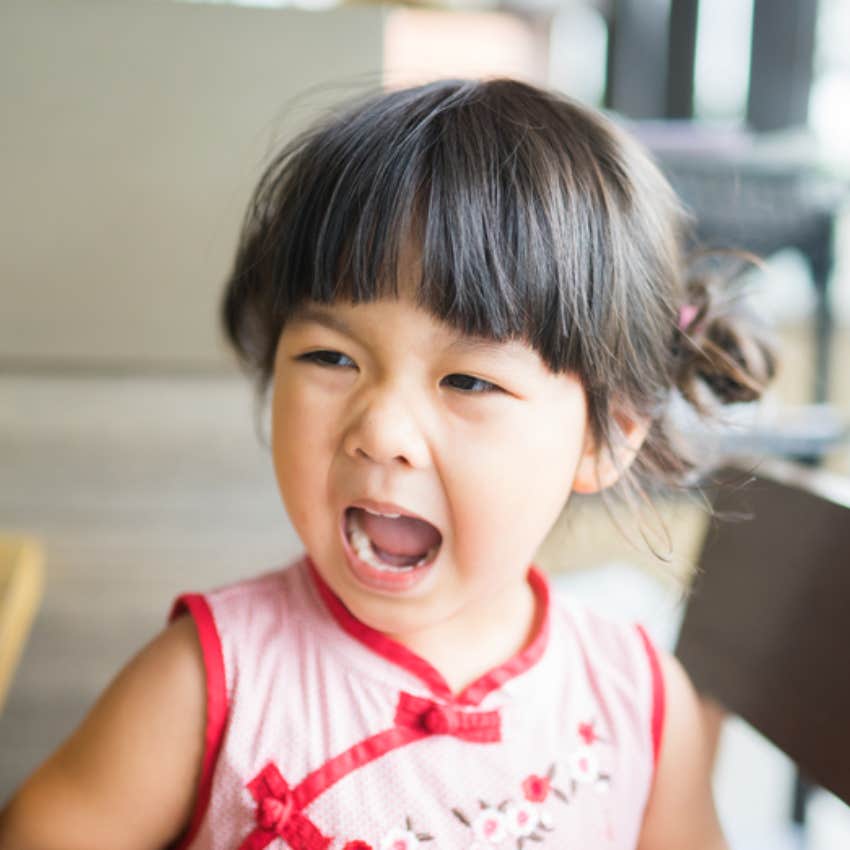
[{"xmin": 289, "ymin": 305, "xmax": 514, "ymax": 357}]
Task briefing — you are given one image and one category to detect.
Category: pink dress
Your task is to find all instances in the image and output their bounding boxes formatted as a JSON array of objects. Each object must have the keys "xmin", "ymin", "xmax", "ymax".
[{"xmin": 169, "ymin": 555, "xmax": 664, "ymax": 850}]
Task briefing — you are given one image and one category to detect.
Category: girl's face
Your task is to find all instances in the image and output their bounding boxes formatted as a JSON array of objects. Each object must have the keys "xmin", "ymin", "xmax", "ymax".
[{"xmin": 271, "ymin": 294, "xmax": 594, "ymax": 643}]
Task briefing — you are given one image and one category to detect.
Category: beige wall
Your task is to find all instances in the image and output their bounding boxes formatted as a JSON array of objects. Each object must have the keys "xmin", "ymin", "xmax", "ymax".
[{"xmin": 1, "ymin": 0, "xmax": 384, "ymax": 371}]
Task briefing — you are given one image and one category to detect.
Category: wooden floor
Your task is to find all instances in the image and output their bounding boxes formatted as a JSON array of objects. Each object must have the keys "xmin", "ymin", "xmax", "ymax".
[{"xmin": 1, "ymin": 324, "xmax": 848, "ymax": 801}]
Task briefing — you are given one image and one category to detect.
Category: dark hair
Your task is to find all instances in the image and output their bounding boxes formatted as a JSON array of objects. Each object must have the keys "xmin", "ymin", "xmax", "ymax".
[{"xmin": 221, "ymin": 78, "xmax": 776, "ymax": 538}]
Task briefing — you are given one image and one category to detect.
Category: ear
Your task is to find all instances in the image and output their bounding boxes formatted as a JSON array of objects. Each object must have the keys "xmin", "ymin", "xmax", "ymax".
[{"xmin": 572, "ymin": 410, "xmax": 651, "ymax": 494}]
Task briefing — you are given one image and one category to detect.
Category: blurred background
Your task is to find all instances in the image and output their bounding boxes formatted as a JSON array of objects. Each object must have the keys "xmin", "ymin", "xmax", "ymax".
[{"xmin": 1, "ymin": 0, "xmax": 849, "ymax": 846}]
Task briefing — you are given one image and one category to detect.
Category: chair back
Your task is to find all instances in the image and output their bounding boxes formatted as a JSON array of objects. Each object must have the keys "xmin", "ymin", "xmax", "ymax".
[{"xmin": 675, "ymin": 460, "xmax": 850, "ymax": 804}]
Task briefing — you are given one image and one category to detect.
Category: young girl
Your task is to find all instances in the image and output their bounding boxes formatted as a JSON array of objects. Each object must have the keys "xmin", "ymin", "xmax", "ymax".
[{"xmin": 0, "ymin": 79, "xmax": 774, "ymax": 850}]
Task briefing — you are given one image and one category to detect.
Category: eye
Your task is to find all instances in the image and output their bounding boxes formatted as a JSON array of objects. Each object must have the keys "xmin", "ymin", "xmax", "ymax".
[
  {"xmin": 443, "ymin": 374, "xmax": 501, "ymax": 394},
  {"xmin": 297, "ymin": 350, "xmax": 356, "ymax": 369}
]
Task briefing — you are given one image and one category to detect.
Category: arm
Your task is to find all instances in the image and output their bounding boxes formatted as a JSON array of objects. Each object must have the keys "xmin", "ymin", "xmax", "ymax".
[
  {"xmin": 636, "ymin": 649, "xmax": 729, "ymax": 850},
  {"xmin": 0, "ymin": 615, "xmax": 207, "ymax": 850}
]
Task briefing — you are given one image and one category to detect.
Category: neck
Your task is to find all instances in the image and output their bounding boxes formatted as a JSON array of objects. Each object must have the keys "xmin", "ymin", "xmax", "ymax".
[{"xmin": 388, "ymin": 577, "xmax": 541, "ymax": 695}]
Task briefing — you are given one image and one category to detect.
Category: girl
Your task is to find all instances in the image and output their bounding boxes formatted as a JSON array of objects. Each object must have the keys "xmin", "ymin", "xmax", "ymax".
[{"xmin": 0, "ymin": 79, "xmax": 774, "ymax": 850}]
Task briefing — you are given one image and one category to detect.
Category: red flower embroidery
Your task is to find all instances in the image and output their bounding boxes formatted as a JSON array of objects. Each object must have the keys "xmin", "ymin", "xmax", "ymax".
[
  {"xmin": 522, "ymin": 774, "xmax": 550, "ymax": 802},
  {"xmin": 578, "ymin": 720, "xmax": 600, "ymax": 746},
  {"xmin": 343, "ymin": 842, "xmax": 373, "ymax": 850}
]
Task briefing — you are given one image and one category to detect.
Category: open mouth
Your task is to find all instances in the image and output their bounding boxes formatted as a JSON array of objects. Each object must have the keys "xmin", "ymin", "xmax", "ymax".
[{"xmin": 343, "ymin": 506, "xmax": 442, "ymax": 573}]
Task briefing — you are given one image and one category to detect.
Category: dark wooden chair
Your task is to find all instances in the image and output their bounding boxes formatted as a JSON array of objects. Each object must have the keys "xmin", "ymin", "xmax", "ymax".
[{"xmin": 675, "ymin": 459, "xmax": 850, "ymax": 809}]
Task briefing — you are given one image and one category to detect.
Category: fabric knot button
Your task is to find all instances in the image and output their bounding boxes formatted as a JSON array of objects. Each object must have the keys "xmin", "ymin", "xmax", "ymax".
[
  {"xmin": 423, "ymin": 705, "xmax": 454, "ymax": 734},
  {"xmin": 394, "ymin": 691, "xmax": 501, "ymax": 742},
  {"xmin": 243, "ymin": 762, "xmax": 332, "ymax": 850},
  {"xmin": 258, "ymin": 793, "xmax": 294, "ymax": 832}
]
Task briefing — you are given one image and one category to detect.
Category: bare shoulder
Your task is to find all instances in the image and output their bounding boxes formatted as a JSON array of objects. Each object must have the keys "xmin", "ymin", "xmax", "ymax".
[
  {"xmin": 636, "ymin": 649, "xmax": 729, "ymax": 850},
  {"xmin": 0, "ymin": 615, "xmax": 207, "ymax": 850}
]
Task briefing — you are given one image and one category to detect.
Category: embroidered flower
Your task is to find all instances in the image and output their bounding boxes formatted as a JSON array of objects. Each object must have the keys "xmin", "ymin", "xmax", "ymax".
[
  {"xmin": 452, "ymin": 766, "xmax": 566, "ymax": 844},
  {"xmin": 577, "ymin": 720, "xmax": 601, "ymax": 746},
  {"xmin": 504, "ymin": 801, "xmax": 538, "ymax": 837},
  {"xmin": 344, "ymin": 842, "xmax": 374, "ymax": 850},
  {"xmin": 567, "ymin": 746, "xmax": 599, "ymax": 784},
  {"xmin": 380, "ymin": 828, "xmax": 419, "ymax": 850},
  {"xmin": 472, "ymin": 808, "xmax": 507, "ymax": 844},
  {"xmin": 521, "ymin": 774, "xmax": 550, "ymax": 803}
]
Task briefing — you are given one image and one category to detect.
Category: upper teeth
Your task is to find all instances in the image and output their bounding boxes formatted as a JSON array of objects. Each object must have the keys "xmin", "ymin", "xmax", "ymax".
[{"xmin": 364, "ymin": 507, "xmax": 401, "ymax": 519}]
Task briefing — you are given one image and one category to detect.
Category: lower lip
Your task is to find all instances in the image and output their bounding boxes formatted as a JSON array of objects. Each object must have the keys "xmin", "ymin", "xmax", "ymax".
[{"xmin": 338, "ymin": 512, "xmax": 438, "ymax": 593}]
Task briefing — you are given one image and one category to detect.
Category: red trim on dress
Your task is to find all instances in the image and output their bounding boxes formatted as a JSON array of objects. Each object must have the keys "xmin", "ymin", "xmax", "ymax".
[
  {"xmin": 460, "ymin": 568, "xmax": 550, "ymax": 706},
  {"xmin": 294, "ymin": 691, "xmax": 502, "ymax": 809},
  {"xmin": 169, "ymin": 594, "xmax": 229, "ymax": 850},
  {"xmin": 306, "ymin": 557, "xmax": 551, "ymax": 706},
  {"xmin": 309, "ymin": 564, "xmax": 453, "ymax": 701},
  {"xmin": 635, "ymin": 625, "xmax": 665, "ymax": 768},
  {"xmin": 241, "ymin": 689, "xmax": 504, "ymax": 845},
  {"xmin": 295, "ymin": 725, "xmax": 425, "ymax": 809}
]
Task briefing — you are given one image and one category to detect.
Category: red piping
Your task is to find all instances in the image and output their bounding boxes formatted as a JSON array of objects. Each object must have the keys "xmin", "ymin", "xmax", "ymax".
[
  {"xmin": 168, "ymin": 594, "xmax": 229, "ymax": 850},
  {"xmin": 307, "ymin": 557, "xmax": 551, "ymax": 706},
  {"xmin": 635, "ymin": 625, "xmax": 666, "ymax": 768}
]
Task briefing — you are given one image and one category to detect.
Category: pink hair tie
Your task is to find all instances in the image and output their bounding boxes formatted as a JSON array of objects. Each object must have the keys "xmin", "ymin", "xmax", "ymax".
[{"xmin": 678, "ymin": 304, "xmax": 699, "ymax": 331}]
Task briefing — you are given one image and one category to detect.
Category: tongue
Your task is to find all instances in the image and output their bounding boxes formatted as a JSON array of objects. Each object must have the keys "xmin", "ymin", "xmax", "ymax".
[{"xmin": 356, "ymin": 508, "xmax": 441, "ymax": 558}]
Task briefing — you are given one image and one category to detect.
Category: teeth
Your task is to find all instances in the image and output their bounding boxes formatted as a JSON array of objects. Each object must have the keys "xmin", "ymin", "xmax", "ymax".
[
  {"xmin": 346, "ymin": 510, "xmax": 437, "ymax": 571},
  {"xmin": 363, "ymin": 507, "xmax": 402, "ymax": 519}
]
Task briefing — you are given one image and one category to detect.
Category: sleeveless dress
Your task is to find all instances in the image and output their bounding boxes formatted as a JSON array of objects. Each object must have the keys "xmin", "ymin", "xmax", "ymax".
[{"xmin": 169, "ymin": 555, "xmax": 664, "ymax": 850}]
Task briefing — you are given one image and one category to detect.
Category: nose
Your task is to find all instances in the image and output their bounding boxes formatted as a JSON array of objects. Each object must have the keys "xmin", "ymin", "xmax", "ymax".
[{"xmin": 342, "ymin": 387, "xmax": 431, "ymax": 469}]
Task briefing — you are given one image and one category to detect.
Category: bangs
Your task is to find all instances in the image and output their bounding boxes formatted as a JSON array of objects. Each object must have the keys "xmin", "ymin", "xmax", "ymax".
[{"xmin": 232, "ymin": 79, "xmax": 635, "ymax": 377}]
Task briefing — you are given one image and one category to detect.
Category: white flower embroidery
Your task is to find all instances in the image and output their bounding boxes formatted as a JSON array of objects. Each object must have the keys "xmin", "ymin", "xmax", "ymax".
[
  {"xmin": 538, "ymin": 809, "xmax": 554, "ymax": 829},
  {"xmin": 568, "ymin": 746, "xmax": 599, "ymax": 783},
  {"xmin": 472, "ymin": 808, "xmax": 507, "ymax": 844},
  {"xmin": 380, "ymin": 827, "xmax": 419, "ymax": 850},
  {"xmin": 504, "ymin": 801, "xmax": 538, "ymax": 837}
]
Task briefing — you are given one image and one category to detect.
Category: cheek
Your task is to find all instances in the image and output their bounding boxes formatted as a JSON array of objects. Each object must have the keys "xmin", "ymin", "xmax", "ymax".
[
  {"xmin": 457, "ymin": 409, "xmax": 583, "ymax": 493},
  {"xmin": 445, "ymin": 407, "xmax": 586, "ymax": 554},
  {"xmin": 271, "ymin": 383, "xmax": 332, "ymax": 529}
]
